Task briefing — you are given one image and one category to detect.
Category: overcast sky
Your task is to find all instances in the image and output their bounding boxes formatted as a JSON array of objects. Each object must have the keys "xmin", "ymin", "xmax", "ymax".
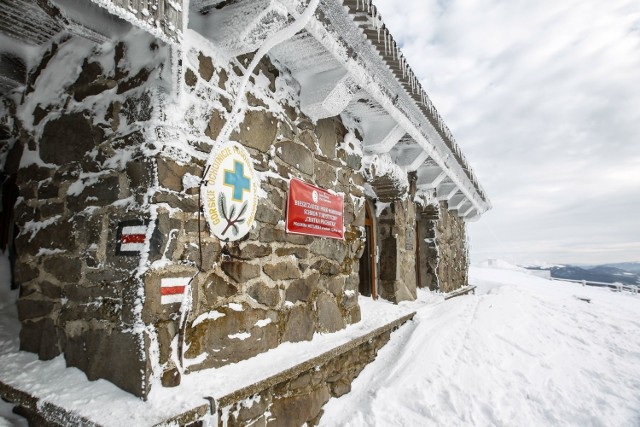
[{"xmin": 374, "ymin": 0, "xmax": 640, "ymax": 266}]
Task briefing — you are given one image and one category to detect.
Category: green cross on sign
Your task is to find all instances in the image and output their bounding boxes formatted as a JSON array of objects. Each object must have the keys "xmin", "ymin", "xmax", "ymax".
[{"xmin": 224, "ymin": 161, "xmax": 251, "ymax": 202}]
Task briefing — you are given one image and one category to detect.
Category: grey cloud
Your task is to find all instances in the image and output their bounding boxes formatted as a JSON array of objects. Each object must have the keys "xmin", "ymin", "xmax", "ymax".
[{"xmin": 374, "ymin": 0, "xmax": 640, "ymax": 264}]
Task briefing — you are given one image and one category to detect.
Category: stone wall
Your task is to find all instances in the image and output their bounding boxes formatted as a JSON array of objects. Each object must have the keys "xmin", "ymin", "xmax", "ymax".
[
  {"xmin": 413, "ymin": 200, "xmax": 469, "ymax": 294},
  {"xmin": 376, "ymin": 198, "xmax": 417, "ymax": 303},
  {"xmin": 216, "ymin": 328, "xmax": 393, "ymax": 427},
  {"xmin": 416, "ymin": 204, "xmax": 439, "ymax": 291},
  {"xmin": 5, "ymin": 13, "xmax": 471, "ymax": 405},
  {"xmin": 6, "ymin": 23, "xmax": 371, "ymax": 397},
  {"xmin": 146, "ymin": 46, "xmax": 368, "ymax": 382},
  {"xmin": 8, "ymin": 30, "xmax": 171, "ymax": 397},
  {"xmin": 435, "ymin": 201, "xmax": 469, "ymax": 293}
]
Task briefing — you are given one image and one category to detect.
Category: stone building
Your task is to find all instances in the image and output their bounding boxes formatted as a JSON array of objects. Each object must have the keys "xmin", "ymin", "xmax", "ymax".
[{"xmin": 0, "ymin": 0, "xmax": 490, "ymax": 425}]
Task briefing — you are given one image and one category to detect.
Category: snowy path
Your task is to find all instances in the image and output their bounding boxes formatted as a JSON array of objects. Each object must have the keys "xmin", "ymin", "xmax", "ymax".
[{"xmin": 322, "ymin": 266, "xmax": 640, "ymax": 427}]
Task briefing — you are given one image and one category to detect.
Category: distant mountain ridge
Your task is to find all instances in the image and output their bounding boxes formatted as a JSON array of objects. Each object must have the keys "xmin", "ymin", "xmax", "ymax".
[
  {"xmin": 524, "ymin": 263, "xmax": 640, "ymax": 286},
  {"xmin": 601, "ymin": 262, "xmax": 640, "ymax": 274}
]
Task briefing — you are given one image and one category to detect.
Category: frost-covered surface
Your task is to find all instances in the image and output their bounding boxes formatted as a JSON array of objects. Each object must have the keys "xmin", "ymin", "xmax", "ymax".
[
  {"xmin": 290, "ymin": 1, "xmax": 488, "ymax": 214},
  {"xmin": 6, "ymin": 27, "xmax": 175, "ymax": 396},
  {"xmin": 5, "ymin": 250, "xmax": 639, "ymax": 425},
  {"xmin": 0, "ymin": 253, "xmax": 416, "ymax": 426},
  {"xmin": 361, "ymin": 153, "xmax": 409, "ymax": 197},
  {"xmin": 322, "ymin": 264, "xmax": 640, "ymax": 426},
  {"xmin": 64, "ymin": 0, "xmax": 183, "ymax": 44}
]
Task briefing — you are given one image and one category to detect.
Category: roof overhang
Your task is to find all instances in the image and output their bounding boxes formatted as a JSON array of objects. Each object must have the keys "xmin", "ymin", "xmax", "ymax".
[
  {"xmin": 190, "ymin": 0, "xmax": 491, "ymax": 220},
  {"xmin": 0, "ymin": 0, "xmax": 491, "ymax": 220}
]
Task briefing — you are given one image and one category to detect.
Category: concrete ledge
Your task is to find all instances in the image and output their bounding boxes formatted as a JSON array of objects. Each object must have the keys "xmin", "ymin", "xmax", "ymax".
[
  {"xmin": 444, "ymin": 285, "xmax": 477, "ymax": 300},
  {"xmin": 158, "ymin": 309, "xmax": 415, "ymax": 425},
  {"xmin": 218, "ymin": 311, "xmax": 414, "ymax": 409},
  {"xmin": 0, "ymin": 381, "xmax": 101, "ymax": 427},
  {"xmin": 0, "ymin": 299, "xmax": 416, "ymax": 426}
]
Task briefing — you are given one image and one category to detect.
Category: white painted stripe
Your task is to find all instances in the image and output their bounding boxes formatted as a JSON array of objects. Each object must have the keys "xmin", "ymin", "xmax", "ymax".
[
  {"xmin": 161, "ymin": 294, "xmax": 184, "ymax": 305},
  {"xmin": 122, "ymin": 225, "xmax": 147, "ymax": 235},
  {"xmin": 120, "ymin": 242, "xmax": 145, "ymax": 252},
  {"xmin": 161, "ymin": 277, "xmax": 191, "ymax": 288}
]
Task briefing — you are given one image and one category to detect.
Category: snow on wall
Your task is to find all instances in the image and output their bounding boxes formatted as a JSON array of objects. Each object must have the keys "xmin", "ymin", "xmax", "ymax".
[
  {"xmin": 134, "ymin": 17, "xmax": 372, "ymax": 387},
  {"xmin": 2, "ymin": 0, "xmax": 440, "ymax": 404},
  {"xmin": 8, "ymin": 27, "xmax": 174, "ymax": 398},
  {"xmin": 83, "ymin": 0, "xmax": 184, "ymax": 44}
]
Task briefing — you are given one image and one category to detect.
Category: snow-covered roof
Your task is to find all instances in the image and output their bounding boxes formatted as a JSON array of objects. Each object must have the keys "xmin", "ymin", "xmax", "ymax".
[
  {"xmin": 343, "ymin": 0, "xmax": 490, "ymax": 209},
  {"xmin": 0, "ymin": 0, "xmax": 492, "ymax": 219},
  {"xmin": 191, "ymin": 0, "xmax": 491, "ymax": 219}
]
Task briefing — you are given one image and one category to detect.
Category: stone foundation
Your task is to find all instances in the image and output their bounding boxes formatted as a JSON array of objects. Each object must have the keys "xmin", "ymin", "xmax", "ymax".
[
  {"xmin": 0, "ymin": 305, "xmax": 414, "ymax": 427},
  {"xmin": 216, "ymin": 329, "xmax": 393, "ymax": 427}
]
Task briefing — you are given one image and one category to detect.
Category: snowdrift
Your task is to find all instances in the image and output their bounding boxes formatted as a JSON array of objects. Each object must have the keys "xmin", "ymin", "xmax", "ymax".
[{"xmin": 322, "ymin": 265, "xmax": 640, "ymax": 426}]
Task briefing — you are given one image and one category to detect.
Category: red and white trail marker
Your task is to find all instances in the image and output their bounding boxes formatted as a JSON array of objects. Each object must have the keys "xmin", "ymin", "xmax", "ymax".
[
  {"xmin": 160, "ymin": 277, "xmax": 190, "ymax": 305},
  {"xmin": 119, "ymin": 225, "xmax": 147, "ymax": 253}
]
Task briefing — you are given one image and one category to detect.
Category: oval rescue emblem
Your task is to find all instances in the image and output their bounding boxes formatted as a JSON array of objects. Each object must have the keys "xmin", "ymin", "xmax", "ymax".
[{"xmin": 203, "ymin": 141, "xmax": 258, "ymax": 241}]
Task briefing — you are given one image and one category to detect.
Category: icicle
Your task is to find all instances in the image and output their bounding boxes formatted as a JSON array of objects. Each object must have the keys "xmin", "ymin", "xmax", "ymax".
[
  {"xmin": 384, "ymin": 31, "xmax": 387, "ymax": 55},
  {"xmin": 391, "ymin": 39, "xmax": 395, "ymax": 61},
  {"xmin": 384, "ymin": 30, "xmax": 388, "ymax": 55}
]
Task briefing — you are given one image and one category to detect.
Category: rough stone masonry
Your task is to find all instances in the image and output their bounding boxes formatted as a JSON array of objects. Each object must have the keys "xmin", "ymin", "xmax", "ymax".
[{"xmin": 0, "ymin": 0, "xmax": 478, "ymax": 424}]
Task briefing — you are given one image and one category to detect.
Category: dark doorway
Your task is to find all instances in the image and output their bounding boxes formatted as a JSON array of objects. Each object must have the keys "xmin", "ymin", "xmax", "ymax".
[
  {"xmin": 1, "ymin": 136, "xmax": 21, "ymax": 291},
  {"xmin": 416, "ymin": 206, "xmax": 439, "ymax": 291},
  {"xmin": 1, "ymin": 172, "xmax": 18, "ymax": 290},
  {"xmin": 358, "ymin": 201, "xmax": 376, "ymax": 298},
  {"xmin": 415, "ymin": 215, "xmax": 422, "ymax": 289}
]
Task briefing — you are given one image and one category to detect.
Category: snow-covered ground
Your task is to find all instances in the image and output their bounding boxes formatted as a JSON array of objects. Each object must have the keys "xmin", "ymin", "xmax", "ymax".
[
  {"xmin": 2, "ymin": 258, "xmax": 640, "ymax": 426},
  {"xmin": 322, "ymin": 264, "xmax": 640, "ymax": 426},
  {"xmin": 0, "ymin": 254, "xmax": 26, "ymax": 427}
]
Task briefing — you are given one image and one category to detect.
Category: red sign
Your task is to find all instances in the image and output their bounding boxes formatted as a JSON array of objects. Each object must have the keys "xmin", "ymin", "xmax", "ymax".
[{"xmin": 286, "ymin": 178, "xmax": 344, "ymax": 240}]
